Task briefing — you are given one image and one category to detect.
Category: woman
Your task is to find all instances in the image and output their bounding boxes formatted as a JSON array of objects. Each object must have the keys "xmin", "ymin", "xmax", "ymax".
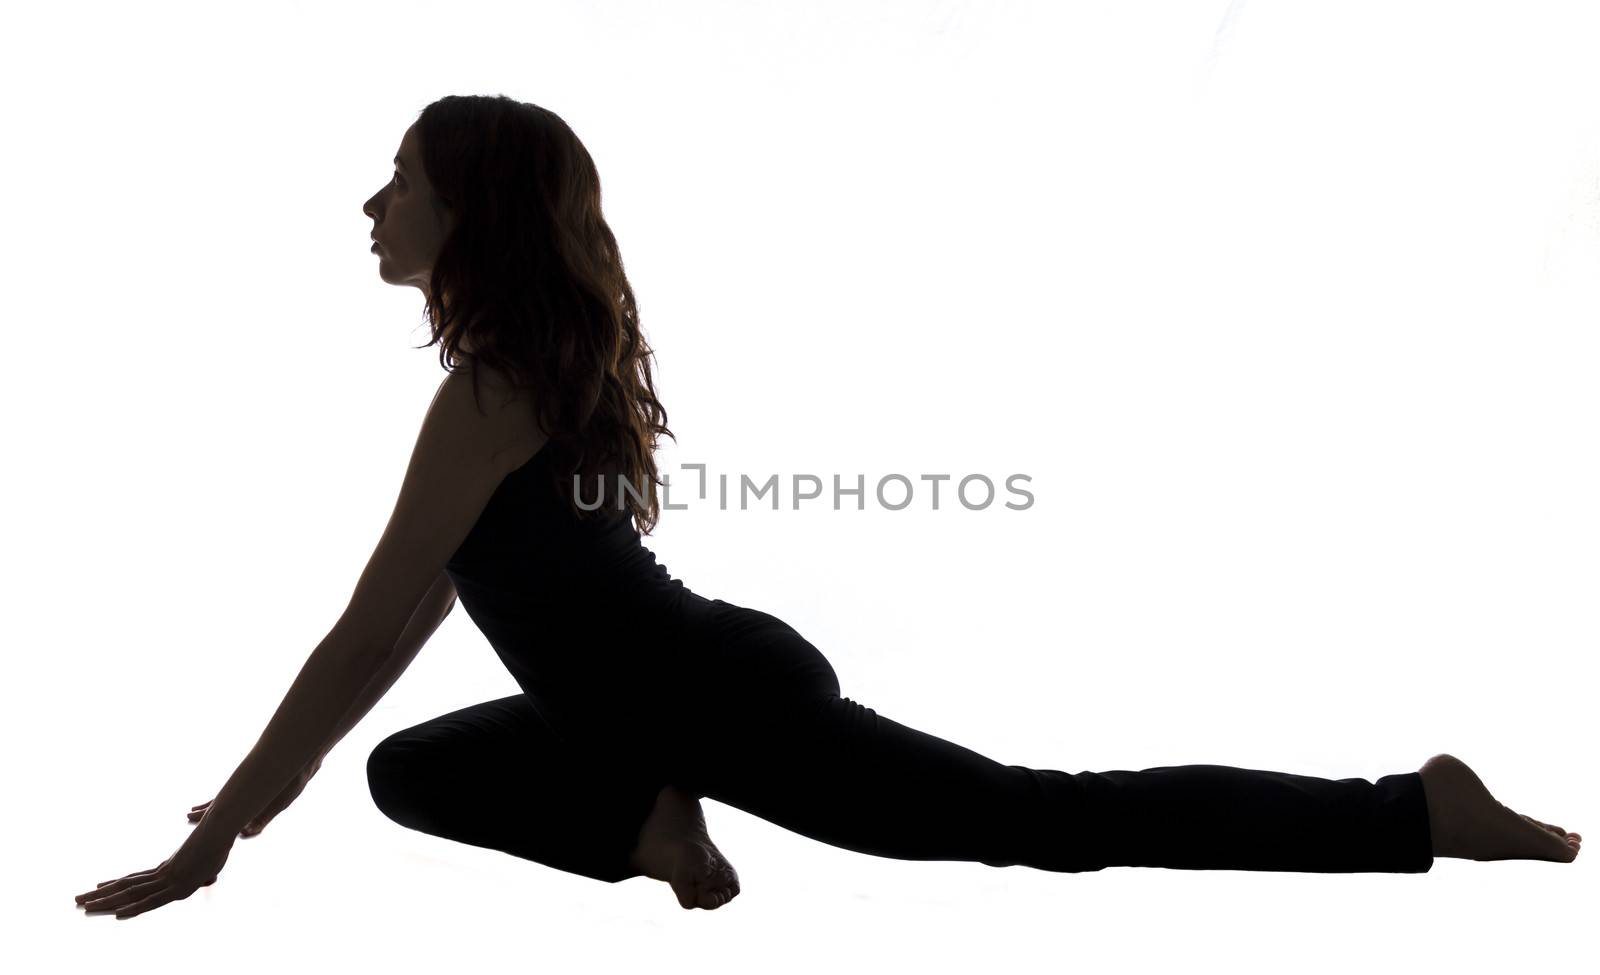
[{"xmin": 75, "ymin": 95, "xmax": 1580, "ymax": 920}]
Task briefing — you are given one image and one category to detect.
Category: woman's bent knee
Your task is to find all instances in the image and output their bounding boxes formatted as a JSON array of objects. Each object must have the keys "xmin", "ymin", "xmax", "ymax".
[{"xmin": 366, "ymin": 737, "xmax": 426, "ymax": 826}]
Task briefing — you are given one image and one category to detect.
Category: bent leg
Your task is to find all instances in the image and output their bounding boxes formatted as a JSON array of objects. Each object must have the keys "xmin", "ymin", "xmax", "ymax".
[
  {"xmin": 696, "ymin": 693, "xmax": 1433, "ymax": 874},
  {"xmin": 366, "ymin": 694, "xmax": 668, "ymax": 884}
]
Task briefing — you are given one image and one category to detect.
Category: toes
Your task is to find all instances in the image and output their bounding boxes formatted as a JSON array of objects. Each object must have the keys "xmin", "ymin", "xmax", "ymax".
[
  {"xmin": 1519, "ymin": 813, "xmax": 1568, "ymax": 836},
  {"xmin": 692, "ymin": 867, "xmax": 741, "ymax": 910},
  {"xmin": 1508, "ymin": 812, "xmax": 1584, "ymax": 861},
  {"xmin": 664, "ymin": 839, "xmax": 740, "ymax": 910},
  {"xmin": 1541, "ymin": 830, "xmax": 1580, "ymax": 860},
  {"xmin": 699, "ymin": 885, "xmax": 738, "ymax": 909},
  {"xmin": 695, "ymin": 871, "xmax": 740, "ymax": 910},
  {"xmin": 681, "ymin": 884, "xmax": 730, "ymax": 910},
  {"xmin": 1527, "ymin": 818, "xmax": 1580, "ymax": 844}
]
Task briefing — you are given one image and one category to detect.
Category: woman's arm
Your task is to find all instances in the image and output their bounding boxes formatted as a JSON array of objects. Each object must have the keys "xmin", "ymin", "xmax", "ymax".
[
  {"xmin": 316, "ymin": 571, "xmax": 458, "ymax": 761},
  {"xmin": 190, "ymin": 623, "xmax": 398, "ymax": 844},
  {"xmin": 190, "ymin": 575, "xmax": 460, "ymax": 845},
  {"xmin": 192, "ymin": 367, "xmax": 536, "ymax": 847}
]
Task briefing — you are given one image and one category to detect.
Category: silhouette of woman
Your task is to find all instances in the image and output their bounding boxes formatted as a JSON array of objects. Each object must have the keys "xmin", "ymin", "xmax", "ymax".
[{"xmin": 80, "ymin": 95, "xmax": 1577, "ymax": 921}]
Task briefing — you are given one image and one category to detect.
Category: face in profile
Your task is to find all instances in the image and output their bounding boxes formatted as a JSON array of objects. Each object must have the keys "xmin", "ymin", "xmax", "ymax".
[{"xmin": 363, "ymin": 122, "xmax": 456, "ymax": 293}]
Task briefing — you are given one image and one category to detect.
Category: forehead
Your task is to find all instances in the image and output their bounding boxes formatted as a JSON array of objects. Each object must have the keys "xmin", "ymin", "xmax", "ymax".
[{"xmin": 396, "ymin": 124, "xmax": 419, "ymax": 161}]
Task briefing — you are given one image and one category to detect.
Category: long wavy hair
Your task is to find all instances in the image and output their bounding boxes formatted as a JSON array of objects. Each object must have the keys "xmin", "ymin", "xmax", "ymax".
[{"xmin": 412, "ymin": 94, "xmax": 674, "ymax": 534}]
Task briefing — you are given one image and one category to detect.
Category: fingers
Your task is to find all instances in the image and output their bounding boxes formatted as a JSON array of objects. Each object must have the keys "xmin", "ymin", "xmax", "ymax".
[
  {"xmin": 77, "ymin": 868, "xmax": 158, "ymax": 902},
  {"xmin": 76, "ymin": 847, "xmax": 223, "ymax": 918},
  {"xmin": 80, "ymin": 878, "xmax": 164, "ymax": 914}
]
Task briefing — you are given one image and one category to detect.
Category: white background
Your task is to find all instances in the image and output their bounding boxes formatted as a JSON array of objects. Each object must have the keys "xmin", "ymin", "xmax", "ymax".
[{"xmin": 5, "ymin": 1, "xmax": 1593, "ymax": 971}]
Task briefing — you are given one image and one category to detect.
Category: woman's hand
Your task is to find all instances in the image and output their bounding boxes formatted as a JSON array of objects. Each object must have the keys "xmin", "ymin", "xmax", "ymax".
[
  {"xmin": 74, "ymin": 835, "xmax": 232, "ymax": 920},
  {"xmin": 187, "ymin": 753, "xmax": 324, "ymax": 838}
]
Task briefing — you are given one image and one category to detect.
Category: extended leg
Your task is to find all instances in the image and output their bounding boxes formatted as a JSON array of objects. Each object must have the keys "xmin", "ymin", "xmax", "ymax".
[{"xmin": 694, "ymin": 693, "xmax": 1433, "ymax": 874}]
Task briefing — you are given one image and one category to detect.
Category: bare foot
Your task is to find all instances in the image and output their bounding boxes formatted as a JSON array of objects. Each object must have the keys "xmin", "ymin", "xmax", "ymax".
[
  {"xmin": 627, "ymin": 784, "xmax": 742, "ymax": 910},
  {"xmin": 1417, "ymin": 754, "xmax": 1581, "ymax": 862}
]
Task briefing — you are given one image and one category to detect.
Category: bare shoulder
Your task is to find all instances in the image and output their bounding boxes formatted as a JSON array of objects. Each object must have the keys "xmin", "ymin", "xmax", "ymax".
[
  {"xmin": 451, "ymin": 358, "xmax": 525, "ymax": 406},
  {"xmin": 336, "ymin": 362, "xmax": 543, "ymax": 652},
  {"xmin": 431, "ymin": 361, "xmax": 548, "ymax": 474}
]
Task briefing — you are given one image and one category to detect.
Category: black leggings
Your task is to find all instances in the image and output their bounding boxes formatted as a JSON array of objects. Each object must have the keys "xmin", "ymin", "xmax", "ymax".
[{"xmin": 365, "ymin": 600, "xmax": 1434, "ymax": 884}]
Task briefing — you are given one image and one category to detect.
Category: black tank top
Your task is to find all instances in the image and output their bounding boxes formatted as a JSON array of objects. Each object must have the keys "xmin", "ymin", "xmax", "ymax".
[{"xmin": 443, "ymin": 446, "xmax": 710, "ymax": 738}]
